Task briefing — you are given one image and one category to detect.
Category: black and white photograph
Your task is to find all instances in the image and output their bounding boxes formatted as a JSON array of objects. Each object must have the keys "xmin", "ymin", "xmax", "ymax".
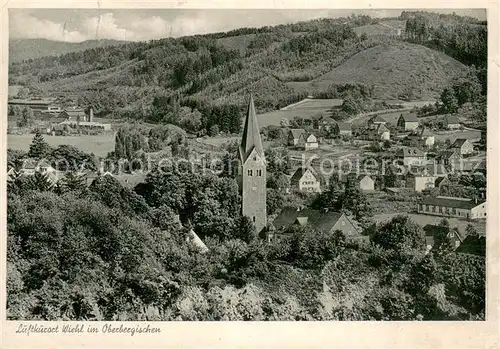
[{"xmin": 4, "ymin": 6, "xmax": 490, "ymax": 325}]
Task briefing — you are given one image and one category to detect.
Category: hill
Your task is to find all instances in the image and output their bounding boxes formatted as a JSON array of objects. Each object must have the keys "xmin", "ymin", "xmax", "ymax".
[
  {"xmin": 7, "ymin": 11, "xmax": 486, "ymax": 134},
  {"xmin": 289, "ymin": 41, "xmax": 465, "ymax": 100},
  {"xmin": 9, "ymin": 38, "xmax": 127, "ymax": 63}
]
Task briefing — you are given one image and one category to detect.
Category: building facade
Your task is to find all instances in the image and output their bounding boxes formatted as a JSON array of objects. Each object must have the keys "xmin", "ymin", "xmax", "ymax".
[
  {"xmin": 238, "ymin": 95, "xmax": 267, "ymax": 233},
  {"xmin": 417, "ymin": 196, "xmax": 487, "ymax": 220},
  {"xmin": 290, "ymin": 167, "xmax": 321, "ymax": 192}
]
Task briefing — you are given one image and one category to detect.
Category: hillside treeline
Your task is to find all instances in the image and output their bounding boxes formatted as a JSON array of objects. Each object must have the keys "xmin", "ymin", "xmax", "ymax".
[{"xmin": 9, "ymin": 11, "xmax": 487, "ymax": 131}]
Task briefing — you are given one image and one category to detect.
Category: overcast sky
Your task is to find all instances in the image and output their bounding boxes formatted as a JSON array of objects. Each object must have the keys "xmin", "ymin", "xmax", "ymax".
[{"xmin": 9, "ymin": 9, "xmax": 487, "ymax": 43}]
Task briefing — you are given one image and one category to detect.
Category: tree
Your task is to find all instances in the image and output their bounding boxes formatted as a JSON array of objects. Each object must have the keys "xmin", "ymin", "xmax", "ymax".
[
  {"xmin": 341, "ymin": 95, "xmax": 360, "ymax": 115},
  {"xmin": 371, "ymin": 215, "xmax": 426, "ymax": 253},
  {"xmin": 209, "ymin": 124, "xmax": 220, "ymax": 136},
  {"xmin": 57, "ymin": 171, "xmax": 87, "ymax": 194},
  {"xmin": 16, "ymin": 106, "xmax": 34, "ymax": 128},
  {"xmin": 267, "ymin": 188, "xmax": 284, "ymax": 215},
  {"xmin": 337, "ymin": 178, "xmax": 373, "ymax": 227},
  {"xmin": 439, "ymin": 87, "xmax": 459, "ymax": 114},
  {"xmin": 28, "ymin": 132, "xmax": 51, "ymax": 159},
  {"xmin": 465, "ymin": 224, "xmax": 478, "ymax": 237}
]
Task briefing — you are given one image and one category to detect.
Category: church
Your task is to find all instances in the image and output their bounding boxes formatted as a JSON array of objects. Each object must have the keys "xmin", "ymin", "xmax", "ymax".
[{"xmin": 237, "ymin": 95, "xmax": 267, "ymax": 233}]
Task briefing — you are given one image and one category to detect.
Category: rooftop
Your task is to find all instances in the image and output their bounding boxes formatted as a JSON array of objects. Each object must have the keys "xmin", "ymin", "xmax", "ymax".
[
  {"xmin": 419, "ymin": 196, "xmax": 485, "ymax": 210},
  {"xmin": 399, "ymin": 112, "xmax": 419, "ymax": 122}
]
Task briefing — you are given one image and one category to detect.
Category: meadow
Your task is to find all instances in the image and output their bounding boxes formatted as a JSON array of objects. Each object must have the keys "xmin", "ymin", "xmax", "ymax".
[
  {"xmin": 8, "ymin": 134, "xmax": 115, "ymax": 158},
  {"xmin": 257, "ymin": 98, "xmax": 342, "ymax": 127}
]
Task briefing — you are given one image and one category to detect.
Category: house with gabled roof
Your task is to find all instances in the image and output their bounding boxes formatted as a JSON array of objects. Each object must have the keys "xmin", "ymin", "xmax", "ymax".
[
  {"xmin": 303, "ymin": 133, "xmax": 319, "ymax": 151},
  {"xmin": 397, "ymin": 112, "xmax": 420, "ymax": 131},
  {"xmin": 332, "ymin": 122, "xmax": 352, "ymax": 137},
  {"xmin": 313, "ymin": 115, "xmax": 336, "ymax": 131},
  {"xmin": 423, "ymin": 224, "xmax": 463, "ymax": 253},
  {"xmin": 450, "ymin": 138, "xmax": 474, "ymax": 155},
  {"xmin": 369, "ymin": 123, "xmax": 390, "ymax": 141},
  {"xmin": 290, "ymin": 167, "xmax": 321, "ymax": 193},
  {"xmin": 368, "ymin": 114, "xmax": 387, "ymax": 129},
  {"xmin": 287, "ymin": 128, "xmax": 306, "ymax": 147},
  {"xmin": 268, "ymin": 207, "xmax": 360, "ymax": 241},
  {"xmin": 397, "ymin": 146, "xmax": 427, "ymax": 166},
  {"xmin": 444, "ymin": 115, "xmax": 461, "ymax": 130}
]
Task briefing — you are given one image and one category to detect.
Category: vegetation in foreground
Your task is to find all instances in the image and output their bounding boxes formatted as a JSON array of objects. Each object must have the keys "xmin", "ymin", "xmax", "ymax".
[{"xmin": 6, "ymin": 135, "xmax": 485, "ymax": 321}]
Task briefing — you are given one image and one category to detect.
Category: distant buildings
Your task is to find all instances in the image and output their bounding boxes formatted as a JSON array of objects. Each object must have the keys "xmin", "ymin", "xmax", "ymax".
[
  {"xmin": 417, "ymin": 196, "xmax": 487, "ymax": 220},
  {"xmin": 8, "ymin": 97, "xmax": 57, "ymax": 112},
  {"xmin": 332, "ymin": 122, "xmax": 352, "ymax": 137},
  {"xmin": 313, "ymin": 115, "xmax": 336, "ymax": 131},
  {"xmin": 407, "ymin": 173, "xmax": 436, "ymax": 192},
  {"xmin": 304, "ymin": 133, "xmax": 319, "ymax": 150},
  {"xmin": 290, "ymin": 167, "xmax": 321, "ymax": 193},
  {"xmin": 444, "ymin": 115, "xmax": 461, "ymax": 130},
  {"xmin": 397, "ymin": 147, "xmax": 427, "ymax": 166},
  {"xmin": 450, "ymin": 138, "xmax": 474, "ymax": 155},
  {"xmin": 369, "ymin": 123, "xmax": 390, "ymax": 141},
  {"xmin": 287, "ymin": 128, "xmax": 306, "ymax": 147},
  {"xmin": 368, "ymin": 115, "xmax": 387, "ymax": 129},
  {"xmin": 397, "ymin": 112, "xmax": 420, "ymax": 131}
]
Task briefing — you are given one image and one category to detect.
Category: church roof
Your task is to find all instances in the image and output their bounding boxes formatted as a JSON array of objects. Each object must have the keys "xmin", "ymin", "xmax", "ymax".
[{"xmin": 240, "ymin": 94, "xmax": 264, "ymax": 162}]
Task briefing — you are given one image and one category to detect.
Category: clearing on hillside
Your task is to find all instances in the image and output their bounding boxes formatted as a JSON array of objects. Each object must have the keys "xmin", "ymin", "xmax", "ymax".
[
  {"xmin": 257, "ymin": 99, "xmax": 342, "ymax": 127},
  {"xmin": 290, "ymin": 41, "xmax": 465, "ymax": 100}
]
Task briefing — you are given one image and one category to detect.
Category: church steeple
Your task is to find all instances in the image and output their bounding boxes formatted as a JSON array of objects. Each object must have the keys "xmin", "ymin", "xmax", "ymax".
[{"xmin": 240, "ymin": 94, "xmax": 263, "ymax": 162}]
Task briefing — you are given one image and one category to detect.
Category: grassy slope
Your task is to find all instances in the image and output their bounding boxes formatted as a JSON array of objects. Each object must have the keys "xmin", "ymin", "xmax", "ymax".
[{"xmin": 289, "ymin": 41, "xmax": 465, "ymax": 100}]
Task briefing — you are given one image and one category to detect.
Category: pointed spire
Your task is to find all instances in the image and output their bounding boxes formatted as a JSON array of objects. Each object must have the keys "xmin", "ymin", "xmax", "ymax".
[{"xmin": 240, "ymin": 94, "xmax": 263, "ymax": 160}]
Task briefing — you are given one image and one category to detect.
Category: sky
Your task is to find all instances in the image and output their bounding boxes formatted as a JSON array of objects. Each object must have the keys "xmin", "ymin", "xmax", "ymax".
[{"xmin": 9, "ymin": 8, "xmax": 487, "ymax": 43}]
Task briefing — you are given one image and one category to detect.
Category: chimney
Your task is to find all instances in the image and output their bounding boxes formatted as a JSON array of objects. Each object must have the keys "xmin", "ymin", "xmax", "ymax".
[{"xmin": 89, "ymin": 107, "xmax": 94, "ymax": 122}]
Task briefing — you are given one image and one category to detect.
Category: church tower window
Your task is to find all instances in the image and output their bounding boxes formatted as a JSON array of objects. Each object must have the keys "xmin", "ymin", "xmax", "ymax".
[{"xmin": 248, "ymin": 169, "xmax": 253, "ymax": 176}]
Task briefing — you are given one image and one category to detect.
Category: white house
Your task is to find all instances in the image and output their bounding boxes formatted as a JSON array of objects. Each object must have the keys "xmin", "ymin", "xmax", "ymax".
[
  {"xmin": 290, "ymin": 167, "xmax": 321, "ymax": 192},
  {"xmin": 418, "ymin": 196, "xmax": 487, "ymax": 220},
  {"xmin": 304, "ymin": 133, "xmax": 319, "ymax": 151}
]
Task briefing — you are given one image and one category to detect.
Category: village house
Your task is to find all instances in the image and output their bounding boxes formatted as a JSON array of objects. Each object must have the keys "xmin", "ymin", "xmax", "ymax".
[
  {"xmin": 340, "ymin": 173, "xmax": 376, "ymax": 192},
  {"xmin": 369, "ymin": 123, "xmax": 390, "ymax": 141},
  {"xmin": 435, "ymin": 176, "xmax": 451, "ymax": 190},
  {"xmin": 368, "ymin": 114, "xmax": 387, "ymax": 129},
  {"xmin": 417, "ymin": 196, "xmax": 487, "ymax": 220},
  {"xmin": 420, "ymin": 127, "xmax": 435, "ymax": 147},
  {"xmin": 287, "ymin": 128, "xmax": 306, "ymax": 147},
  {"xmin": 313, "ymin": 115, "xmax": 336, "ymax": 131},
  {"xmin": 444, "ymin": 115, "xmax": 461, "ymax": 130},
  {"xmin": 423, "ymin": 224, "xmax": 463, "ymax": 253},
  {"xmin": 267, "ymin": 207, "xmax": 360, "ymax": 242},
  {"xmin": 7, "ymin": 97, "xmax": 57, "ymax": 112},
  {"xmin": 358, "ymin": 175, "xmax": 375, "ymax": 191},
  {"xmin": 290, "ymin": 167, "xmax": 321, "ymax": 193},
  {"xmin": 455, "ymin": 234, "xmax": 486, "ymax": 257},
  {"xmin": 303, "ymin": 133, "xmax": 319, "ymax": 151},
  {"xmin": 406, "ymin": 173, "xmax": 437, "ymax": 192},
  {"xmin": 59, "ymin": 107, "xmax": 87, "ymax": 121},
  {"xmin": 436, "ymin": 150, "xmax": 461, "ymax": 166},
  {"xmin": 58, "ymin": 120, "xmax": 112, "ymax": 132},
  {"xmin": 397, "ymin": 112, "xmax": 420, "ymax": 131},
  {"xmin": 332, "ymin": 122, "xmax": 352, "ymax": 137},
  {"xmin": 397, "ymin": 147, "xmax": 427, "ymax": 166},
  {"xmin": 450, "ymin": 138, "xmax": 474, "ymax": 155}
]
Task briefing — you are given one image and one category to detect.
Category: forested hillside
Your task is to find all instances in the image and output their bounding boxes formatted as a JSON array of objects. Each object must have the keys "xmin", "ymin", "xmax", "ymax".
[{"xmin": 9, "ymin": 11, "xmax": 487, "ymax": 134}]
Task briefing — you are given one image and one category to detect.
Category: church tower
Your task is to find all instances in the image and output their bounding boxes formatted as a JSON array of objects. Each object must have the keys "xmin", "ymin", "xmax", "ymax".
[{"xmin": 238, "ymin": 95, "xmax": 267, "ymax": 233}]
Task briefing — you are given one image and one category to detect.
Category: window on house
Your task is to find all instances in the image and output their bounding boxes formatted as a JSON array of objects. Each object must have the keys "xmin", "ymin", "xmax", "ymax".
[
  {"xmin": 253, "ymin": 216, "xmax": 256, "ymax": 222},
  {"xmin": 248, "ymin": 169, "xmax": 253, "ymax": 176}
]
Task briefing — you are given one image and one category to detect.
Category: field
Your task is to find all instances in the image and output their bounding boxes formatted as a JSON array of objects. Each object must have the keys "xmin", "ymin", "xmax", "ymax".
[
  {"xmin": 374, "ymin": 212, "xmax": 486, "ymax": 235},
  {"xmin": 257, "ymin": 98, "xmax": 342, "ymax": 127},
  {"xmin": 8, "ymin": 134, "xmax": 115, "ymax": 157}
]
